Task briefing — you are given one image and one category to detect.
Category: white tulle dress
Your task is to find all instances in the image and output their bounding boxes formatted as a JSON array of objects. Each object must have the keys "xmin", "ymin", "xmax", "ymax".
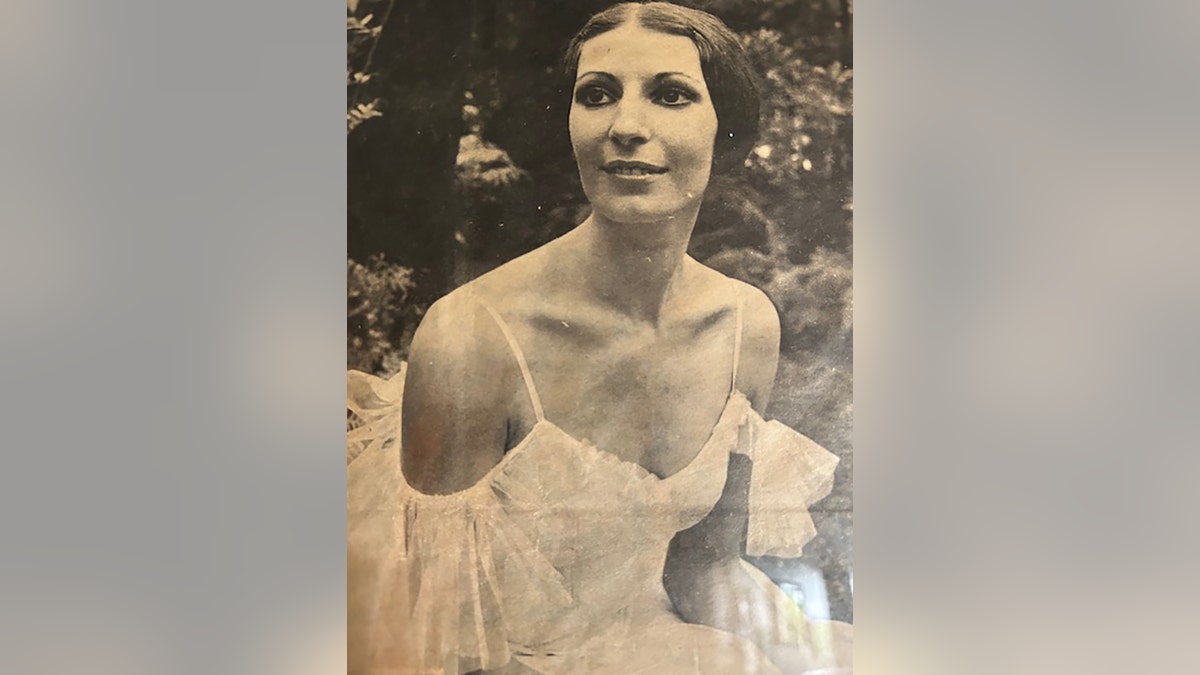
[{"xmin": 348, "ymin": 295, "xmax": 851, "ymax": 674}]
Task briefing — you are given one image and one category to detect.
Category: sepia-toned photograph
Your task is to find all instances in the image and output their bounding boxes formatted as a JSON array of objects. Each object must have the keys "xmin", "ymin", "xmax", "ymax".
[{"xmin": 347, "ymin": 1, "xmax": 852, "ymax": 672}]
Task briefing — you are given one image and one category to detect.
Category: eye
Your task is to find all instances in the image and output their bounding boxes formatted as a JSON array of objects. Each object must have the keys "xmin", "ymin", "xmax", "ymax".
[
  {"xmin": 654, "ymin": 86, "xmax": 697, "ymax": 107},
  {"xmin": 575, "ymin": 86, "xmax": 615, "ymax": 108}
]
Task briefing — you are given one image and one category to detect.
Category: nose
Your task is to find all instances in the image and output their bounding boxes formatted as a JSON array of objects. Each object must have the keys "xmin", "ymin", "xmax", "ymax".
[{"xmin": 607, "ymin": 99, "xmax": 650, "ymax": 146}]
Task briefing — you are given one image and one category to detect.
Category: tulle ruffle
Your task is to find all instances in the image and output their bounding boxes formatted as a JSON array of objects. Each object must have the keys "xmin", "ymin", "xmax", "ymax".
[
  {"xmin": 739, "ymin": 414, "xmax": 841, "ymax": 559},
  {"xmin": 347, "ymin": 367, "xmax": 405, "ymax": 466}
]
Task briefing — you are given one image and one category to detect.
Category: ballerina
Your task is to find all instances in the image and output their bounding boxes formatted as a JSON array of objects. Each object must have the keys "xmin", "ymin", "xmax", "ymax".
[{"xmin": 348, "ymin": 3, "xmax": 853, "ymax": 672}]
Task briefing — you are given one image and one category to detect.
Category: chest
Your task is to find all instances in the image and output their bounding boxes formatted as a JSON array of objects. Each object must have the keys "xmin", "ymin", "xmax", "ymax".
[{"xmin": 515, "ymin": 321, "xmax": 738, "ymax": 478}]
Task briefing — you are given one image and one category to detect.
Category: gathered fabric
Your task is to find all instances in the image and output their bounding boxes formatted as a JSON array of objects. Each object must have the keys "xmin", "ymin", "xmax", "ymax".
[{"xmin": 348, "ymin": 288, "xmax": 849, "ymax": 674}]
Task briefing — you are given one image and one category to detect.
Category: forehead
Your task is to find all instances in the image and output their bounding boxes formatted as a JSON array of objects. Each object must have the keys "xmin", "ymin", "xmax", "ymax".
[{"xmin": 576, "ymin": 23, "xmax": 704, "ymax": 79}]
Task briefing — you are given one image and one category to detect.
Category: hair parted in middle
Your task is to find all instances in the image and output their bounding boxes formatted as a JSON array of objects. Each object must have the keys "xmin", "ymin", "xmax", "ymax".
[{"xmin": 562, "ymin": 1, "xmax": 761, "ymax": 174}]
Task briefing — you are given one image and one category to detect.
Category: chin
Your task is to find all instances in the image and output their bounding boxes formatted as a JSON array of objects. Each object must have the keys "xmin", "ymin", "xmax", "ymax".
[
  {"xmin": 599, "ymin": 208, "xmax": 673, "ymax": 225},
  {"xmin": 592, "ymin": 196, "xmax": 695, "ymax": 226}
]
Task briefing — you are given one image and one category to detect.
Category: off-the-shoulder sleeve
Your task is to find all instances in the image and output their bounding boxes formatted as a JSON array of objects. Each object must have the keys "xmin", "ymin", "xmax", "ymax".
[
  {"xmin": 738, "ymin": 415, "xmax": 841, "ymax": 559},
  {"xmin": 347, "ymin": 368, "xmax": 577, "ymax": 674}
]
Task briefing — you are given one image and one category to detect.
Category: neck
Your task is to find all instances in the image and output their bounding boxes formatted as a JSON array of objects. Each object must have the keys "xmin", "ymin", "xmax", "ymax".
[{"xmin": 571, "ymin": 208, "xmax": 700, "ymax": 326}]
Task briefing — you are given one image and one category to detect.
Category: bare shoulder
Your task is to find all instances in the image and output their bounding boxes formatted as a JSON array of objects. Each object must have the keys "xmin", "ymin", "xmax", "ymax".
[
  {"xmin": 400, "ymin": 287, "xmax": 518, "ymax": 494},
  {"xmin": 729, "ymin": 278, "xmax": 782, "ymax": 410},
  {"xmin": 399, "ymin": 241, "xmax": 562, "ymax": 493},
  {"xmin": 682, "ymin": 260, "xmax": 780, "ymax": 407},
  {"xmin": 406, "ymin": 284, "xmax": 515, "ymax": 372},
  {"xmin": 735, "ymin": 280, "xmax": 781, "ymax": 348}
]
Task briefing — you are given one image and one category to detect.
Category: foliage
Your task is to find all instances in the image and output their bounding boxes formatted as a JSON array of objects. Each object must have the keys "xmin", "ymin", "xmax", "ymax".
[
  {"xmin": 347, "ymin": 254, "xmax": 419, "ymax": 376},
  {"xmin": 455, "ymin": 95, "xmax": 529, "ymax": 198},
  {"xmin": 347, "ymin": 0, "xmax": 389, "ymax": 134},
  {"xmin": 348, "ymin": 101, "xmax": 383, "ymax": 133},
  {"xmin": 686, "ymin": 27, "xmax": 853, "ymax": 268},
  {"xmin": 696, "ymin": 0, "xmax": 852, "ymax": 67},
  {"xmin": 704, "ymin": 246, "xmax": 852, "ymax": 443},
  {"xmin": 743, "ymin": 30, "xmax": 852, "ymax": 187}
]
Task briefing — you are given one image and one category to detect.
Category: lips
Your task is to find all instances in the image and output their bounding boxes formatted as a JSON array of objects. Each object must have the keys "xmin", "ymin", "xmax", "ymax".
[{"xmin": 601, "ymin": 160, "xmax": 668, "ymax": 176}]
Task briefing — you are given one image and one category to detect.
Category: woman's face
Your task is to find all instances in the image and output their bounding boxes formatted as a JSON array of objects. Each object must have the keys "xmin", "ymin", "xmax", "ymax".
[{"xmin": 569, "ymin": 23, "xmax": 719, "ymax": 226}]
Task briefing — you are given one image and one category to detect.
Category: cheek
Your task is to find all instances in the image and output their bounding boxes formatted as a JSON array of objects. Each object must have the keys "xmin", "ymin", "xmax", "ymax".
[
  {"xmin": 674, "ymin": 117, "xmax": 718, "ymax": 173},
  {"xmin": 699, "ymin": 111, "xmax": 719, "ymax": 160},
  {"xmin": 568, "ymin": 108, "xmax": 602, "ymax": 157}
]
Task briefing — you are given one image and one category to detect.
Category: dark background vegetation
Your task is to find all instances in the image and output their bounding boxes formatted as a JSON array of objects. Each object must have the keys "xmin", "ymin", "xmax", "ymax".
[{"xmin": 348, "ymin": 0, "xmax": 853, "ymax": 621}]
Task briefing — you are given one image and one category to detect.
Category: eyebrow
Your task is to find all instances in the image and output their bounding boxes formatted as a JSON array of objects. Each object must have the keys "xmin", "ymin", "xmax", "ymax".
[
  {"xmin": 652, "ymin": 71, "xmax": 701, "ymax": 83},
  {"xmin": 576, "ymin": 71, "xmax": 616, "ymax": 83},
  {"xmin": 575, "ymin": 71, "xmax": 702, "ymax": 85}
]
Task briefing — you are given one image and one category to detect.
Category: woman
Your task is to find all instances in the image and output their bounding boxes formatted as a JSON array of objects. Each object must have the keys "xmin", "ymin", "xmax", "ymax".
[{"xmin": 348, "ymin": 3, "xmax": 852, "ymax": 673}]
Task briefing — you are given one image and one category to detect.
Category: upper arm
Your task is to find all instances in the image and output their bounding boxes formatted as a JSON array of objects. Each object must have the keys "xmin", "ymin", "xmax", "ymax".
[
  {"xmin": 736, "ymin": 283, "xmax": 781, "ymax": 412},
  {"xmin": 400, "ymin": 294, "xmax": 516, "ymax": 495}
]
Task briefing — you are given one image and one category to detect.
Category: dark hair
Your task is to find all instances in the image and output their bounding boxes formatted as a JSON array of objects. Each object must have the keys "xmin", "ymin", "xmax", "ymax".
[{"xmin": 562, "ymin": 2, "xmax": 760, "ymax": 174}]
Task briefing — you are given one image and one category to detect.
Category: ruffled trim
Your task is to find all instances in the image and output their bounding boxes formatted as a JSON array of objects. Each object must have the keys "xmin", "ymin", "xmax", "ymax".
[
  {"xmin": 347, "ymin": 367, "xmax": 579, "ymax": 674},
  {"xmin": 738, "ymin": 414, "xmax": 840, "ymax": 558},
  {"xmin": 347, "ymin": 367, "xmax": 405, "ymax": 465}
]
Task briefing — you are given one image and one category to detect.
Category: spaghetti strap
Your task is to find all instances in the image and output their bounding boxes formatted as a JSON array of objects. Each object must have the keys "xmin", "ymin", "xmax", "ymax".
[
  {"xmin": 730, "ymin": 281, "xmax": 745, "ymax": 394},
  {"xmin": 480, "ymin": 303, "xmax": 545, "ymax": 422}
]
